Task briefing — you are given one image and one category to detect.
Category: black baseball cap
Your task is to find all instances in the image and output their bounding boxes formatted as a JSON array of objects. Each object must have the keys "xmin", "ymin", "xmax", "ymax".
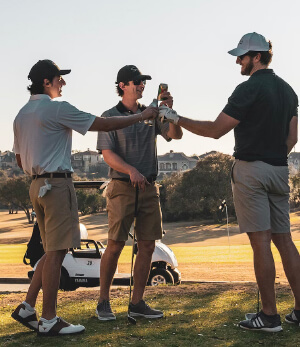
[
  {"xmin": 28, "ymin": 60, "xmax": 71, "ymax": 82},
  {"xmin": 116, "ymin": 65, "xmax": 151, "ymax": 84}
]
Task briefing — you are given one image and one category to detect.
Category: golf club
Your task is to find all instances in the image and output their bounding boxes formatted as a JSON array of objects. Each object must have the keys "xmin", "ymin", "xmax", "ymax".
[{"xmin": 127, "ymin": 186, "xmax": 139, "ymax": 324}]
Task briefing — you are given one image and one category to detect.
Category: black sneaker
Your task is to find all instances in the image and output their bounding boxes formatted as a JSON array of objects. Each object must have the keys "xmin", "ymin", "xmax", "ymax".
[
  {"xmin": 96, "ymin": 300, "xmax": 116, "ymax": 321},
  {"xmin": 285, "ymin": 310, "xmax": 300, "ymax": 325},
  {"xmin": 129, "ymin": 300, "xmax": 163, "ymax": 319},
  {"xmin": 239, "ymin": 311, "xmax": 282, "ymax": 332}
]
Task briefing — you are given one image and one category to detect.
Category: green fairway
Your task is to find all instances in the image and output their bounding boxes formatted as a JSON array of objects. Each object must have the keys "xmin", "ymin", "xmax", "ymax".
[
  {"xmin": 0, "ymin": 284, "xmax": 298, "ymax": 346},
  {"xmin": 1, "ymin": 242, "xmax": 300, "ymax": 265}
]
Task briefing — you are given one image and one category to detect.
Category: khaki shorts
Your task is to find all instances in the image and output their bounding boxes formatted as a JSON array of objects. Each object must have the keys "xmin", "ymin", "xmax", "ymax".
[
  {"xmin": 106, "ymin": 180, "xmax": 163, "ymax": 241},
  {"xmin": 231, "ymin": 160, "xmax": 290, "ymax": 234},
  {"xmin": 29, "ymin": 177, "xmax": 80, "ymax": 252}
]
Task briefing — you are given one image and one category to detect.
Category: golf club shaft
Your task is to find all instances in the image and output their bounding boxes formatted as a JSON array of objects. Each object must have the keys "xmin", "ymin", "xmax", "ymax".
[{"xmin": 128, "ymin": 187, "xmax": 139, "ymax": 317}]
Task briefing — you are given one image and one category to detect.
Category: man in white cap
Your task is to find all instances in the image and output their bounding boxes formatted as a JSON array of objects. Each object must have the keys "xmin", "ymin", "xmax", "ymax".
[
  {"xmin": 160, "ymin": 32, "xmax": 300, "ymax": 332},
  {"xmin": 12, "ymin": 60, "xmax": 157, "ymax": 336}
]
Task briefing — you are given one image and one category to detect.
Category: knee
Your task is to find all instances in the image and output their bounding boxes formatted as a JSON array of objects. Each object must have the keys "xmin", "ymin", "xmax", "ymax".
[
  {"xmin": 106, "ymin": 240, "xmax": 125, "ymax": 257},
  {"xmin": 137, "ymin": 241, "xmax": 155, "ymax": 257}
]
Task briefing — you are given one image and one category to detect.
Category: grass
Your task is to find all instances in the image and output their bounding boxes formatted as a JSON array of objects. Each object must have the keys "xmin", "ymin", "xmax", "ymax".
[
  {"xmin": 0, "ymin": 284, "xmax": 298, "ymax": 346},
  {"xmin": 2, "ymin": 242, "xmax": 300, "ymax": 265}
]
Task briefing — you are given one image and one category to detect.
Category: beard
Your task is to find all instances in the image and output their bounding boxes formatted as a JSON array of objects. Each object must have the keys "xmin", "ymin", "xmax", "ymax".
[{"xmin": 241, "ymin": 58, "xmax": 254, "ymax": 76}]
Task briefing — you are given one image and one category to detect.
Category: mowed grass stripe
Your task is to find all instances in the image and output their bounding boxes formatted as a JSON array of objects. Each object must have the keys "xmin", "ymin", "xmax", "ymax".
[{"xmin": 1, "ymin": 241, "xmax": 300, "ymax": 264}]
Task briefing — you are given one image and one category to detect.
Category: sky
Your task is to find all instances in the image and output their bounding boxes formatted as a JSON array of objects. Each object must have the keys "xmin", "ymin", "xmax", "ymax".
[{"xmin": 1, "ymin": 0, "xmax": 300, "ymax": 156}]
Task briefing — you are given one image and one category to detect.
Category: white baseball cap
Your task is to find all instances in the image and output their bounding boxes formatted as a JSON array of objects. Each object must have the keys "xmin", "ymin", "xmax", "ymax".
[{"xmin": 228, "ymin": 32, "xmax": 269, "ymax": 56}]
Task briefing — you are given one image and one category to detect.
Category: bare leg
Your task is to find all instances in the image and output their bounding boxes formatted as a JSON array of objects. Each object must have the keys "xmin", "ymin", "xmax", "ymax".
[
  {"xmin": 99, "ymin": 239, "xmax": 125, "ymax": 302},
  {"xmin": 131, "ymin": 240, "xmax": 155, "ymax": 305},
  {"xmin": 247, "ymin": 230, "xmax": 277, "ymax": 315},
  {"xmin": 272, "ymin": 233, "xmax": 300, "ymax": 309},
  {"xmin": 41, "ymin": 250, "xmax": 66, "ymax": 320},
  {"xmin": 25, "ymin": 253, "xmax": 46, "ymax": 307}
]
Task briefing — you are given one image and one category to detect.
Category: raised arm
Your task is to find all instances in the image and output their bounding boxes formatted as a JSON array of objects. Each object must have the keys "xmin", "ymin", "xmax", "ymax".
[
  {"xmin": 89, "ymin": 107, "xmax": 158, "ymax": 132},
  {"xmin": 177, "ymin": 112, "xmax": 240, "ymax": 139}
]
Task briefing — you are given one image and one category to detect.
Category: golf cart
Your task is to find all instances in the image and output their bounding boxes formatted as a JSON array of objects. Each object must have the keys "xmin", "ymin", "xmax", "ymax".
[{"xmin": 26, "ymin": 181, "xmax": 181, "ymax": 290}]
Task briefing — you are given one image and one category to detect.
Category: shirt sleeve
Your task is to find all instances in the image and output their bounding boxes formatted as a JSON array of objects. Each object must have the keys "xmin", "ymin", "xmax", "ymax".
[
  {"xmin": 13, "ymin": 119, "xmax": 20, "ymax": 154},
  {"xmin": 96, "ymin": 111, "xmax": 116, "ymax": 153},
  {"xmin": 155, "ymin": 118, "xmax": 171, "ymax": 142},
  {"xmin": 57, "ymin": 101, "xmax": 96, "ymax": 135},
  {"xmin": 222, "ymin": 82, "xmax": 258, "ymax": 121}
]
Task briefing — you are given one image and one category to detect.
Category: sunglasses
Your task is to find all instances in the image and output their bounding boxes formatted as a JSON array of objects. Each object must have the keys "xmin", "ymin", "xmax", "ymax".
[
  {"xmin": 133, "ymin": 79, "xmax": 147, "ymax": 86},
  {"xmin": 238, "ymin": 53, "xmax": 248, "ymax": 61}
]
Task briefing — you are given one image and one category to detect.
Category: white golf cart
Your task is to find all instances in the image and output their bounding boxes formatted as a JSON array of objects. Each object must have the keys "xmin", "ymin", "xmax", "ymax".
[{"xmin": 27, "ymin": 181, "xmax": 181, "ymax": 290}]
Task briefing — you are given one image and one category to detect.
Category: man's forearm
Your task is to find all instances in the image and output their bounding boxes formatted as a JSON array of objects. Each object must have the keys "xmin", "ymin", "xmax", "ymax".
[
  {"xmin": 177, "ymin": 112, "xmax": 240, "ymax": 139},
  {"xmin": 102, "ymin": 150, "xmax": 136, "ymax": 176},
  {"xmin": 177, "ymin": 117, "xmax": 219, "ymax": 138},
  {"xmin": 167, "ymin": 123, "xmax": 183, "ymax": 139},
  {"xmin": 89, "ymin": 114, "xmax": 144, "ymax": 132}
]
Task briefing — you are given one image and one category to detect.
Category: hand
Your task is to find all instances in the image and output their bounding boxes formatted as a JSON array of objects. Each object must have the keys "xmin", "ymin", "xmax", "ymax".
[
  {"xmin": 129, "ymin": 168, "xmax": 150, "ymax": 191},
  {"xmin": 141, "ymin": 106, "xmax": 158, "ymax": 121},
  {"xmin": 159, "ymin": 91, "xmax": 173, "ymax": 108},
  {"xmin": 158, "ymin": 105, "xmax": 180, "ymax": 125}
]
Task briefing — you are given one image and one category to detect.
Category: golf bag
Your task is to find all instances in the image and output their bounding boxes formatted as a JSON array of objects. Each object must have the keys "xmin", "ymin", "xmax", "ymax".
[{"xmin": 23, "ymin": 222, "xmax": 45, "ymax": 267}]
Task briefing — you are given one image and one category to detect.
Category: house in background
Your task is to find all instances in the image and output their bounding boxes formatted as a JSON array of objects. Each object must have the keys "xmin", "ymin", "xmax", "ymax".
[
  {"xmin": 71, "ymin": 149, "xmax": 104, "ymax": 173},
  {"xmin": 157, "ymin": 150, "xmax": 199, "ymax": 177},
  {"xmin": 0, "ymin": 150, "xmax": 18, "ymax": 170},
  {"xmin": 288, "ymin": 152, "xmax": 300, "ymax": 175}
]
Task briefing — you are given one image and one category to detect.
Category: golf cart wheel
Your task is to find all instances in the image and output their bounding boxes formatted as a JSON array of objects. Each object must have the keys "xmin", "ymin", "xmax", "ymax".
[{"xmin": 148, "ymin": 268, "xmax": 174, "ymax": 286}]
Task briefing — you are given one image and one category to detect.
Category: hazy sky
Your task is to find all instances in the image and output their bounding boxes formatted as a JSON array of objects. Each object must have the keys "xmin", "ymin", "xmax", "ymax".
[{"xmin": 1, "ymin": 0, "xmax": 300, "ymax": 156}]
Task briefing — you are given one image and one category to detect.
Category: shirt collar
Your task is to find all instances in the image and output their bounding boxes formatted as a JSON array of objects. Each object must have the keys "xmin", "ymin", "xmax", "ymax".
[
  {"xmin": 251, "ymin": 69, "xmax": 274, "ymax": 77},
  {"xmin": 116, "ymin": 101, "xmax": 146, "ymax": 114},
  {"xmin": 30, "ymin": 94, "xmax": 52, "ymax": 101}
]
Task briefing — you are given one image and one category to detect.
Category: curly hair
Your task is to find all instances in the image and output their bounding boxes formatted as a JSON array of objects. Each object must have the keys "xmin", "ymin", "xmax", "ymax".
[
  {"xmin": 116, "ymin": 81, "xmax": 129, "ymax": 97},
  {"xmin": 27, "ymin": 75, "xmax": 56, "ymax": 95}
]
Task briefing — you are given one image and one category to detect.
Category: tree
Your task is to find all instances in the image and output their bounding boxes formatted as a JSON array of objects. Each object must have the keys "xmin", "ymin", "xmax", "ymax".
[
  {"xmin": 0, "ymin": 176, "xmax": 33, "ymax": 222},
  {"xmin": 76, "ymin": 189, "xmax": 106, "ymax": 215},
  {"xmin": 160, "ymin": 152, "xmax": 235, "ymax": 222},
  {"xmin": 290, "ymin": 172, "xmax": 300, "ymax": 208}
]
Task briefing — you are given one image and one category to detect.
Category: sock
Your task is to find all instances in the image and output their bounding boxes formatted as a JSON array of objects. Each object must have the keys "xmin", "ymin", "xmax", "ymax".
[
  {"xmin": 40, "ymin": 316, "xmax": 58, "ymax": 324},
  {"xmin": 22, "ymin": 301, "xmax": 35, "ymax": 312}
]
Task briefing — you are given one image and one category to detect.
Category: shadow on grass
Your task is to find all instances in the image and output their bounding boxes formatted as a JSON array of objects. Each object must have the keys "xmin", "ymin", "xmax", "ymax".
[{"xmin": 0, "ymin": 284, "xmax": 297, "ymax": 347}]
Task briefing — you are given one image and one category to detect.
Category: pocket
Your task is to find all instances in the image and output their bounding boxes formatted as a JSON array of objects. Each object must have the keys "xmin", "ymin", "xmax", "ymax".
[
  {"xmin": 105, "ymin": 181, "xmax": 115, "ymax": 199},
  {"xmin": 67, "ymin": 183, "xmax": 79, "ymax": 221}
]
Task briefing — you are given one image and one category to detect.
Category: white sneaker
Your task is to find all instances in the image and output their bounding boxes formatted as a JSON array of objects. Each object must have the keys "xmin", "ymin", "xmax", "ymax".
[
  {"xmin": 37, "ymin": 317, "xmax": 85, "ymax": 336},
  {"xmin": 11, "ymin": 303, "xmax": 38, "ymax": 331}
]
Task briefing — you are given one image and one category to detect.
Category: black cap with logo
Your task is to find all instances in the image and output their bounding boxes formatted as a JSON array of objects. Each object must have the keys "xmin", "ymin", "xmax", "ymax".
[
  {"xmin": 116, "ymin": 65, "xmax": 151, "ymax": 84},
  {"xmin": 28, "ymin": 60, "xmax": 71, "ymax": 82}
]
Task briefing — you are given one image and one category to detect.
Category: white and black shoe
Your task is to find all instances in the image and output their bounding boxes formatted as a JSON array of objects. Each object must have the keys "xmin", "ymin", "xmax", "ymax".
[
  {"xmin": 285, "ymin": 310, "xmax": 300, "ymax": 325},
  {"xmin": 239, "ymin": 311, "xmax": 282, "ymax": 332},
  {"xmin": 11, "ymin": 303, "xmax": 38, "ymax": 331},
  {"xmin": 37, "ymin": 317, "xmax": 85, "ymax": 336}
]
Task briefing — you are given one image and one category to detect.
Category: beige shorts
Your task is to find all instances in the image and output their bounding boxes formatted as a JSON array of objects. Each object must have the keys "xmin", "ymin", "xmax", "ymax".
[
  {"xmin": 231, "ymin": 160, "xmax": 290, "ymax": 234},
  {"xmin": 106, "ymin": 180, "xmax": 163, "ymax": 241},
  {"xmin": 29, "ymin": 177, "xmax": 80, "ymax": 252}
]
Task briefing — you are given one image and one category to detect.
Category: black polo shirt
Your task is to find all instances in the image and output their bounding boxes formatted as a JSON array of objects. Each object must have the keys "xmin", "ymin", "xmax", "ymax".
[{"xmin": 223, "ymin": 69, "xmax": 298, "ymax": 166}]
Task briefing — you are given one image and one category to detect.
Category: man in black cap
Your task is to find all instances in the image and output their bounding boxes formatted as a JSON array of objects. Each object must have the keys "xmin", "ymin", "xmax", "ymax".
[
  {"xmin": 12, "ymin": 60, "xmax": 157, "ymax": 336},
  {"xmin": 96, "ymin": 65, "xmax": 182, "ymax": 321},
  {"xmin": 161, "ymin": 33, "xmax": 300, "ymax": 333}
]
